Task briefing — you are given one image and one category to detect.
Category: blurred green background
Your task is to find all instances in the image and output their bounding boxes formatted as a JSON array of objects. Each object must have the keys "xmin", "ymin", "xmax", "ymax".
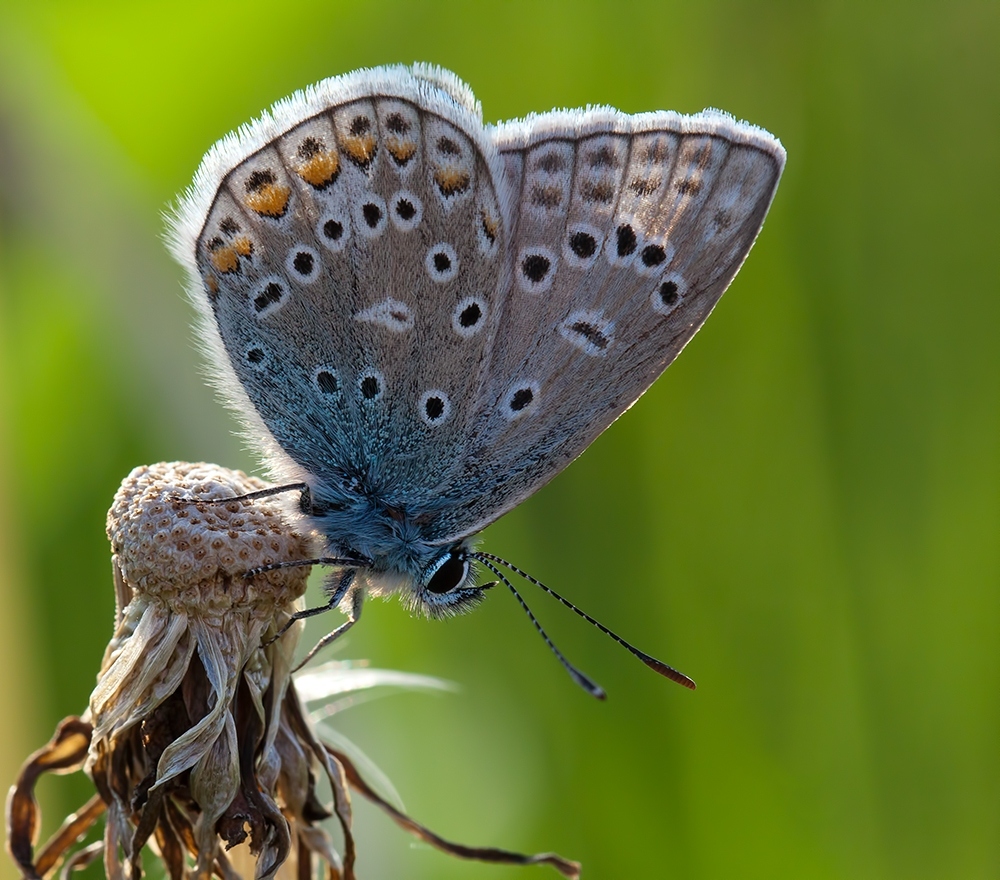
[{"xmin": 1, "ymin": 0, "xmax": 998, "ymax": 877}]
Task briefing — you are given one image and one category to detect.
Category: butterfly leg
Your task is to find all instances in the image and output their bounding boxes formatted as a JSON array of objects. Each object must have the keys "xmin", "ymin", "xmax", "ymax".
[
  {"xmin": 262, "ymin": 564, "xmax": 358, "ymax": 645},
  {"xmin": 292, "ymin": 572, "xmax": 364, "ymax": 671}
]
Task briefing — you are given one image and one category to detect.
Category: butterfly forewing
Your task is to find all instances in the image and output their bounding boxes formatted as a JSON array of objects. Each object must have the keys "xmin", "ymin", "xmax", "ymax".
[
  {"xmin": 431, "ymin": 109, "xmax": 784, "ymax": 540},
  {"xmin": 181, "ymin": 69, "xmax": 510, "ymax": 506}
]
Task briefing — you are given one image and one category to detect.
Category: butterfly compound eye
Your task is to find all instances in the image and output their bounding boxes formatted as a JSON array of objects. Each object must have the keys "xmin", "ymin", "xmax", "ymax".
[{"xmin": 425, "ymin": 550, "xmax": 469, "ymax": 594}]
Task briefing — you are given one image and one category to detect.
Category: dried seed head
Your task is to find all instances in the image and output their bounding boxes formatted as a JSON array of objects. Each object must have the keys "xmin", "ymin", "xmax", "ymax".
[
  {"xmin": 89, "ymin": 462, "xmax": 348, "ymax": 880},
  {"xmin": 107, "ymin": 461, "xmax": 315, "ymax": 618}
]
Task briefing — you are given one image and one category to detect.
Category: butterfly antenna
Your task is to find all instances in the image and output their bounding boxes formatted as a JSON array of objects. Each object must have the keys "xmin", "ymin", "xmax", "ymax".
[
  {"xmin": 477, "ymin": 557, "xmax": 607, "ymax": 700},
  {"xmin": 476, "ymin": 553, "xmax": 696, "ymax": 691},
  {"xmin": 177, "ymin": 481, "xmax": 311, "ymax": 506}
]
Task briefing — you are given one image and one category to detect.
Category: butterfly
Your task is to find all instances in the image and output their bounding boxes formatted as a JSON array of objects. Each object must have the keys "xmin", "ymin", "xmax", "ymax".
[{"xmin": 168, "ymin": 64, "xmax": 784, "ymax": 696}]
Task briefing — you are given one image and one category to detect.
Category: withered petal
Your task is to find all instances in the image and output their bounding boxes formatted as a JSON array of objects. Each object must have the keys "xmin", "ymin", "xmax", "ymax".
[
  {"xmin": 152, "ymin": 817, "xmax": 186, "ymax": 880},
  {"xmin": 6, "ymin": 716, "xmax": 95, "ymax": 877},
  {"xmin": 296, "ymin": 826, "xmax": 343, "ymax": 878},
  {"xmin": 163, "ymin": 798, "xmax": 198, "ymax": 858},
  {"xmin": 284, "ymin": 687, "xmax": 356, "ymax": 880},
  {"xmin": 103, "ymin": 801, "xmax": 129, "ymax": 880},
  {"xmin": 210, "ymin": 847, "xmax": 243, "ymax": 880},
  {"xmin": 57, "ymin": 840, "xmax": 103, "ymax": 880},
  {"xmin": 152, "ymin": 619, "xmax": 241, "ymax": 790},
  {"xmin": 32, "ymin": 797, "xmax": 105, "ymax": 880},
  {"xmin": 92, "ymin": 606, "xmax": 191, "ymax": 741},
  {"xmin": 329, "ymin": 747, "xmax": 582, "ymax": 880},
  {"xmin": 129, "ymin": 780, "xmax": 168, "ymax": 879}
]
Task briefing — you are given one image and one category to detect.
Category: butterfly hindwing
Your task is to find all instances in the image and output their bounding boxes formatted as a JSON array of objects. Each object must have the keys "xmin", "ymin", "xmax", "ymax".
[{"xmin": 429, "ymin": 108, "xmax": 785, "ymax": 540}]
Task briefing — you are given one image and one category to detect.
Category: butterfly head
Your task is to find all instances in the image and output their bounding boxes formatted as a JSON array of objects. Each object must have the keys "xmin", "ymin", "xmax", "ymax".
[
  {"xmin": 360, "ymin": 541, "xmax": 488, "ymax": 618},
  {"xmin": 414, "ymin": 544, "xmax": 490, "ymax": 617}
]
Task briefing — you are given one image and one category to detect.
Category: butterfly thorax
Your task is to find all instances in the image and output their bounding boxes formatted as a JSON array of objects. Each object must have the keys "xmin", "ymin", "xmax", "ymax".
[{"xmin": 304, "ymin": 478, "xmax": 483, "ymax": 616}]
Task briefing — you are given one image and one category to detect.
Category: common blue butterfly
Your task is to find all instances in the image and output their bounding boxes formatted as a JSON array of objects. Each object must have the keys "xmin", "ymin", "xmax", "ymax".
[{"xmin": 169, "ymin": 64, "xmax": 784, "ymax": 695}]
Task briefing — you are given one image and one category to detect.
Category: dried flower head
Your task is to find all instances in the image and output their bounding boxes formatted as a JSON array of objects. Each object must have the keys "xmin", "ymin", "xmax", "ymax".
[{"xmin": 7, "ymin": 462, "xmax": 580, "ymax": 880}]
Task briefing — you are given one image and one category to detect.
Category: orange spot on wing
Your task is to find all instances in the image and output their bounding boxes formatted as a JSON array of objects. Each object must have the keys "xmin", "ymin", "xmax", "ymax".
[
  {"xmin": 481, "ymin": 210, "xmax": 499, "ymax": 242},
  {"xmin": 296, "ymin": 150, "xmax": 340, "ymax": 188},
  {"xmin": 387, "ymin": 138, "xmax": 417, "ymax": 164},
  {"xmin": 339, "ymin": 134, "xmax": 376, "ymax": 166},
  {"xmin": 233, "ymin": 236, "xmax": 253, "ymax": 257},
  {"xmin": 209, "ymin": 245, "xmax": 240, "ymax": 273},
  {"xmin": 244, "ymin": 183, "xmax": 290, "ymax": 218},
  {"xmin": 434, "ymin": 166, "xmax": 471, "ymax": 196}
]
